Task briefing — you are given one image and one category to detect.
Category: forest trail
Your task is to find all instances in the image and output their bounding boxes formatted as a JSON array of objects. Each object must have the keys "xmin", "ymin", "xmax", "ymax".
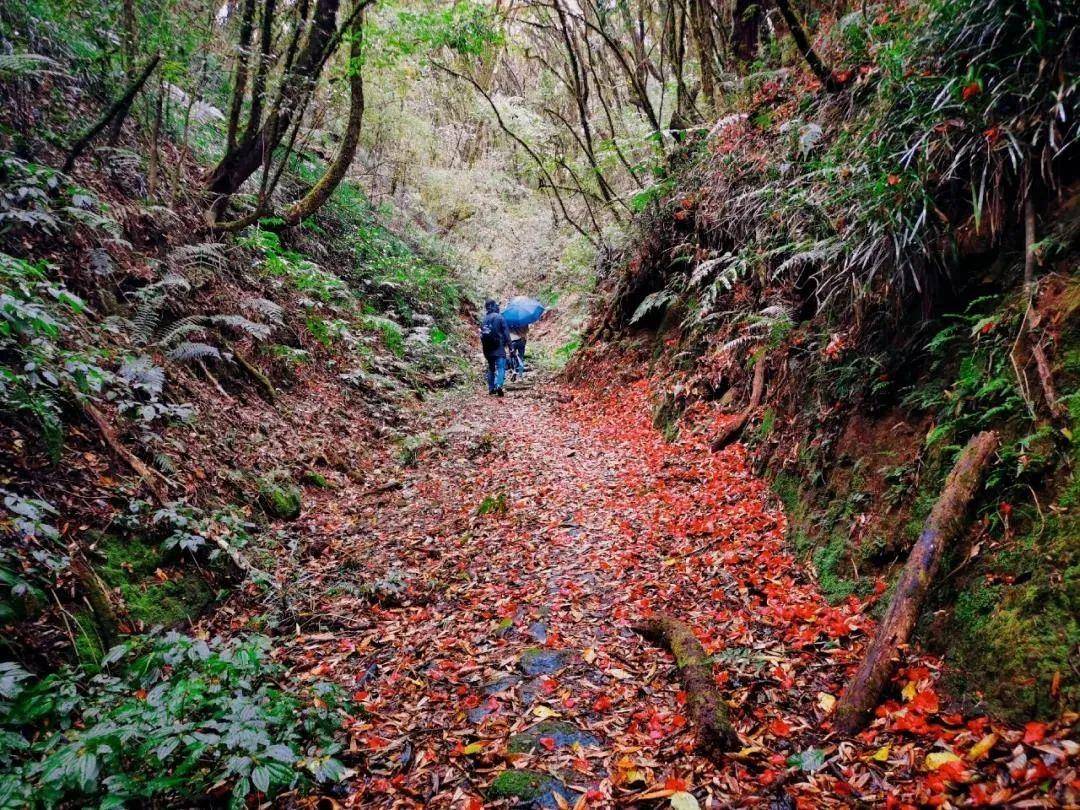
[{"xmin": 268, "ymin": 378, "xmax": 1075, "ymax": 808}]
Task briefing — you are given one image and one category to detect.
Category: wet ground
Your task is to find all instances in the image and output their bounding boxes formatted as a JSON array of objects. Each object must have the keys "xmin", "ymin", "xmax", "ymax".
[{"xmin": 258, "ymin": 377, "xmax": 1077, "ymax": 808}]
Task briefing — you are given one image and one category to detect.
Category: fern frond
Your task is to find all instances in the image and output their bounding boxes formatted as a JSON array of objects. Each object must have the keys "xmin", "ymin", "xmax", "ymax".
[
  {"xmin": 155, "ymin": 315, "xmax": 208, "ymax": 348},
  {"xmin": 629, "ymin": 289, "xmax": 676, "ymax": 326},
  {"xmin": 130, "ymin": 273, "xmax": 192, "ymax": 344},
  {"xmin": 0, "ymin": 53, "xmax": 65, "ymax": 79},
  {"xmin": 92, "ymin": 147, "xmax": 141, "ymax": 172},
  {"xmin": 241, "ymin": 297, "xmax": 284, "ymax": 324},
  {"xmin": 169, "ymin": 243, "xmax": 227, "ymax": 284},
  {"xmin": 167, "ymin": 342, "xmax": 222, "ymax": 363},
  {"xmin": 88, "ymin": 247, "xmax": 113, "ymax": 276},
  {"xmin": 207, "ymin": 314, "xmax": 272, "ymax": 341}
]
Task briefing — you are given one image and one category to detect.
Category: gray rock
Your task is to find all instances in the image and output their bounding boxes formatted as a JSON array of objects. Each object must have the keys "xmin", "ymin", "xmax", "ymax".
[{"xmin": 507, "ymin": 720, "xmax": 601, "ymax": 753}]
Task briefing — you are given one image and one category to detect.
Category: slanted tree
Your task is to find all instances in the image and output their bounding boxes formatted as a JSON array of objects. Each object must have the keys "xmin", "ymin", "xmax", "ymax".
[{"xmin": 205, "ymin": 0, "xmax": 370, "ymax": 223}]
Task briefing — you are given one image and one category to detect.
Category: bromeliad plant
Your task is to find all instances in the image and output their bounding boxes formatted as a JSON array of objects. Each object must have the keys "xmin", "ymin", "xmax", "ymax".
[{"xmin": 0, "ymin": 633, "xmax": 352, "ymax": 808}]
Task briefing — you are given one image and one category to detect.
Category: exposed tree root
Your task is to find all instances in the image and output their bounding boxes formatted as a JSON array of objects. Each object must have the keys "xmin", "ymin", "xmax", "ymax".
[
  {"xmin": 634, "ymin": 614, "xmax": 740, "ymax": 755},
  {"xmin": 711, "ymin": 352, "xmax": 766, "ymax": 451},
  {"xmin": 835, "ymin": 430, "xmax": 999, "ymax": 734},
  {"xmin": 81, "ymin": 399, "xmax": 169, "ymax": 504},
  {"xmin": 230, "ymin": 344, "xmax": 276, "ymax": 403}
]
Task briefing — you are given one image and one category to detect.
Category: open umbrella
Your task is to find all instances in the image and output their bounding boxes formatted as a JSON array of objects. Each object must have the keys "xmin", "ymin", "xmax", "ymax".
[{"xmin": 502, "ymin": 296, "xmax": 545, "ymax": 329}]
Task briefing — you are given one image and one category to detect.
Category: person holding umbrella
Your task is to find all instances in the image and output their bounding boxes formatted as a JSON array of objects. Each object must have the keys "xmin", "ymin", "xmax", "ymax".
[
  {"xmin": 508, "ymin": 324, "xmax": 528, "ymax": 379},
  {"xmin": 480, "ymin": 299, "xmax": 512, "ymax": 396},
  {"xmin": 502, "ymin": 296, "xmax": 545, "ymax": 383}
]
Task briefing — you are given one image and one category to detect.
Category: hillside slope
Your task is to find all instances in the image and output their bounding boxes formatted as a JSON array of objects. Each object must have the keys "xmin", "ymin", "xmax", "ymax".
[{"xmin": 577, "ymin": 0, "xmax": 1079, "ymax": 722}]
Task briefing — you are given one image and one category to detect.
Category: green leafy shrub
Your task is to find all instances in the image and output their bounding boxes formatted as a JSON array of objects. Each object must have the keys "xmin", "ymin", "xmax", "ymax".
[
  {"xmin": 0, "ymin": 490, "xmax": 67, "ymax": 621},
  {"xmin": 0, "ymin": 252, "xmax": 101, "ymax": 458},
  {"xmin": 0, "ymin": 633, "xmax": 351, "ymax": 807}
]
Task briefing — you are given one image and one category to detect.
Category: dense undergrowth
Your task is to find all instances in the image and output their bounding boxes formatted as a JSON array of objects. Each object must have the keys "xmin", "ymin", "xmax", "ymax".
[
  {"xmin": 0, "ymin": 2, "xmax": 471, "ymax": 804},
  {"xmin": 582, "ymin": 0, "xmax": 1078, "ymax": 720}
]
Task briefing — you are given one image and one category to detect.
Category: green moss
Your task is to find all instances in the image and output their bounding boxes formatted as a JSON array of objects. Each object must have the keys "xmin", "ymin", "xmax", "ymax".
[
  {"xmin": 72, "ymin": 610, "xmax": 105, "ymax": 673},
  {"xmin": 651, "ymin": 394, "xmax": 682, "ymax": 442},
  {"xmin": 93, "ymin": 535, "xmax": 214, "ymax": 629},
  {"xmin": 302, "ymin": 470, "xmax": 331, "ymax": 488},
  {"xmin": 119, "ymin": 576, "xmax": 213, "ymax": 628},
  {"xmin": 95, "ymin": 534, "xmax": 162, "ymax": 583},
  {"xmin": 258, "ymin": 478, "xmax": 302, "ymax": 520},
  {"xmin": 758, "ymin": 407, "xmax": 776, "ymax": 439},
  {"xmin": 487, "ymin": 770, "xmax": 566, "ymax": 802},
  {"xmin": 812, "ymin": 533, "xmax": 856, "ymax": 603},
  {"xmin": 945, "ymin": 496, "xmax": 1080, "ymax": 719},
  {"xmin": 772, "ymin": 473, "xmax": 860, "ymax": 602}
]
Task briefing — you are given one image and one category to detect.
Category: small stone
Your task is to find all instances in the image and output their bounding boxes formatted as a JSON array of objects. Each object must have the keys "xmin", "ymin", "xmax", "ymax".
[
  {"xmin": 258, "ymin": 479, "xmax": 302, "ymax": 520},
  {"xmin": 507, "ymin": 720, "xmax": 601, "ymax": 753},
  {"xmin": 518, "ymin": 647, "xmax": 573, "ymax": 676}
]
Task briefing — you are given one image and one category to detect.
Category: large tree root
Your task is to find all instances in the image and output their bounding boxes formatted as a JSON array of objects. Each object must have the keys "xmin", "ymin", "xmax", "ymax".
[
  {"xmin": 711, "ymin": 352, "xmax": 766, "ymax": 451},
  {"xmin": 834, "ymin": 431, "xmax": 999, "ymax": 734},
  {"xmin": 82, "ymin": 400, "xmax": 170, "ymax": 504},
  {"xmin": 634, "ymin": 614, "xmax": 740, "ymax": 755}
]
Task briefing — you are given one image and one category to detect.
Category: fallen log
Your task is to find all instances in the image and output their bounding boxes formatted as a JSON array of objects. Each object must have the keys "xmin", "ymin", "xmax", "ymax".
[
  {"xmin": 834, "ymin": 431, "xmax": 999, "ymax": 734},
  {"xmin": 634, "ymin": 614, "xmax": 740, "ymax": 755},
  {"xmin": 711, "ymin": 351, "xmax": 766, "ymax": 451}
]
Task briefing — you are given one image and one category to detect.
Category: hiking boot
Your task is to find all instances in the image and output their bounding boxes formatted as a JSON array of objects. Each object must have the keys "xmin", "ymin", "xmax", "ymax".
[{"xmin": 495, "ymin": 388, "xmax": 505, "ymax": 397}]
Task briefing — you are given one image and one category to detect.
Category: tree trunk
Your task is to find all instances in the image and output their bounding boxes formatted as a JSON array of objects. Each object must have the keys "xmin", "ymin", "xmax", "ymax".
[
  {"xmin": 204, "ymin": 0, "xmax": 342, "ymax": 221},
  {"xmin": 1022, "ymin": 195, "xmax": 1062, "ymax": 418},
  {"xmin": 64, "ymin": 53, "xmax": 161, "ymax": 172},
  {"xmin": 834, "ymin": 431, "xmax": 999, "ymax": 734},
  {"xmin": 147, "ymin": 76, "xmax": 164, "ymax": 198},
  {"xmin": 688, "ymin": 0, "xmax": 718, "ymax": 112},
  {"xmin": 215, "ymin": 6, "xmax": 366, "ymax": 232},
  {"xmin": 225, "ymin": 0, "xmax": 257, "ymax": 153},
  {"xmin": 635, "ymin": 614, "xmax": 740, "ymax": 755},
  {"xmin": 774, "ymin": 0, "xmax": 843, "ymax": 91},
  {"xmin": 732, "ymin": 0, "xmax": 763, "ymax": 63}
]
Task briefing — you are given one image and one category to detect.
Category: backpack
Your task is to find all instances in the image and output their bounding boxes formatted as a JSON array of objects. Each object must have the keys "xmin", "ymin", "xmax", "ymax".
[{"xmin": 480, "ymin": 314, "xmax": 501, "ymax": 353}]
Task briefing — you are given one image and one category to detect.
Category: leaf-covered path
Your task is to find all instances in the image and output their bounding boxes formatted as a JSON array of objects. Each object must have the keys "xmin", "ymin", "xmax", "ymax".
[{"xmin": 264, "ymin": 378, "xmax": 1077, "ymax": 808}]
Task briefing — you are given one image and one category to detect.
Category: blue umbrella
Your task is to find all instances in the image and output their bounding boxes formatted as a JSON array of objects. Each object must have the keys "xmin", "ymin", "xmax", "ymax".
[{"xmin": 502, "ymin": 296, "xmax": 545, "ymax": 328}]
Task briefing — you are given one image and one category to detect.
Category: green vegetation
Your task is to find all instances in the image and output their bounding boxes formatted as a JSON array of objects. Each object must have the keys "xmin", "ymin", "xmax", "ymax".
[
  {"xmin": 476, "ymin": 491, "xmax": 508, "ymax": 516},
  {"xmin": 0, "ymin": 634, "xmax": 351, "ymax": 807}
]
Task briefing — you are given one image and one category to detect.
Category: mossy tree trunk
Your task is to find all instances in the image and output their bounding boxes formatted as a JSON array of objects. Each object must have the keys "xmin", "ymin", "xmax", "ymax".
[
  {"xmin": 635, "ymin": 614, "xmax": 740, "ymax": 755},
  {"xmin": 835, "ymin": 431, "xmax": 999, "ymax": 734}
]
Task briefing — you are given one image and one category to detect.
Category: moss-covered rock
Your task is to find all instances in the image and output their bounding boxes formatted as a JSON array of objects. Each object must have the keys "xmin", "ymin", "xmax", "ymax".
[
  {"xmin": 93, "ymin": 535, "xmax": 215, "ymax": 629},
  {"xmin": 487, "ymin": 770, "xmax": 577, "ymax": 807},
  {"xmin": 302, "ymin": 470, "xmax": 332, "ymax": 488},
  {"xmin": 258, "ymin": 477, "xmax": 302, "ymax": 519}
]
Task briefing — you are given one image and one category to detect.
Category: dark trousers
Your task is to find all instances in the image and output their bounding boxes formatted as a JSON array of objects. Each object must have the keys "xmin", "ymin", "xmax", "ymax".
[{"xmin": 511, "ymin": 339, "xmax": 526, "ymax": 373}]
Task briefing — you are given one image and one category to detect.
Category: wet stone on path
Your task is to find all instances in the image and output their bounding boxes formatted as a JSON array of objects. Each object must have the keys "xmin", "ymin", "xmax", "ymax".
[
  {"xmin": 518, "ymin": 647, "xmax": 574, "ymax": 676},
  {"xmin": 506, "ymin": 719, "xmax": 601, "ymax": 753}
]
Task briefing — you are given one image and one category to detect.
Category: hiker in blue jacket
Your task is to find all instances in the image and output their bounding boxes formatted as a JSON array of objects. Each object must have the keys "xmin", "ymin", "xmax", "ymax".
[{"xmin": 480, "ymin": 299, "xmax": 511, "ymax": 396}]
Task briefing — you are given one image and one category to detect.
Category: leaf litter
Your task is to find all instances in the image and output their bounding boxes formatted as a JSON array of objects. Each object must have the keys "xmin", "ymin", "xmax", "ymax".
[{"xmin": 206, "ymin": 377, "xmax": 1077, "ymax": 808}]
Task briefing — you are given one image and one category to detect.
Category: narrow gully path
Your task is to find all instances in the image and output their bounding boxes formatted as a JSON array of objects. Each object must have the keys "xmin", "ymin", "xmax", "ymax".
[{"xmin": 276, "ymin": 378, "xmax": 1077, "ymax": 809}]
